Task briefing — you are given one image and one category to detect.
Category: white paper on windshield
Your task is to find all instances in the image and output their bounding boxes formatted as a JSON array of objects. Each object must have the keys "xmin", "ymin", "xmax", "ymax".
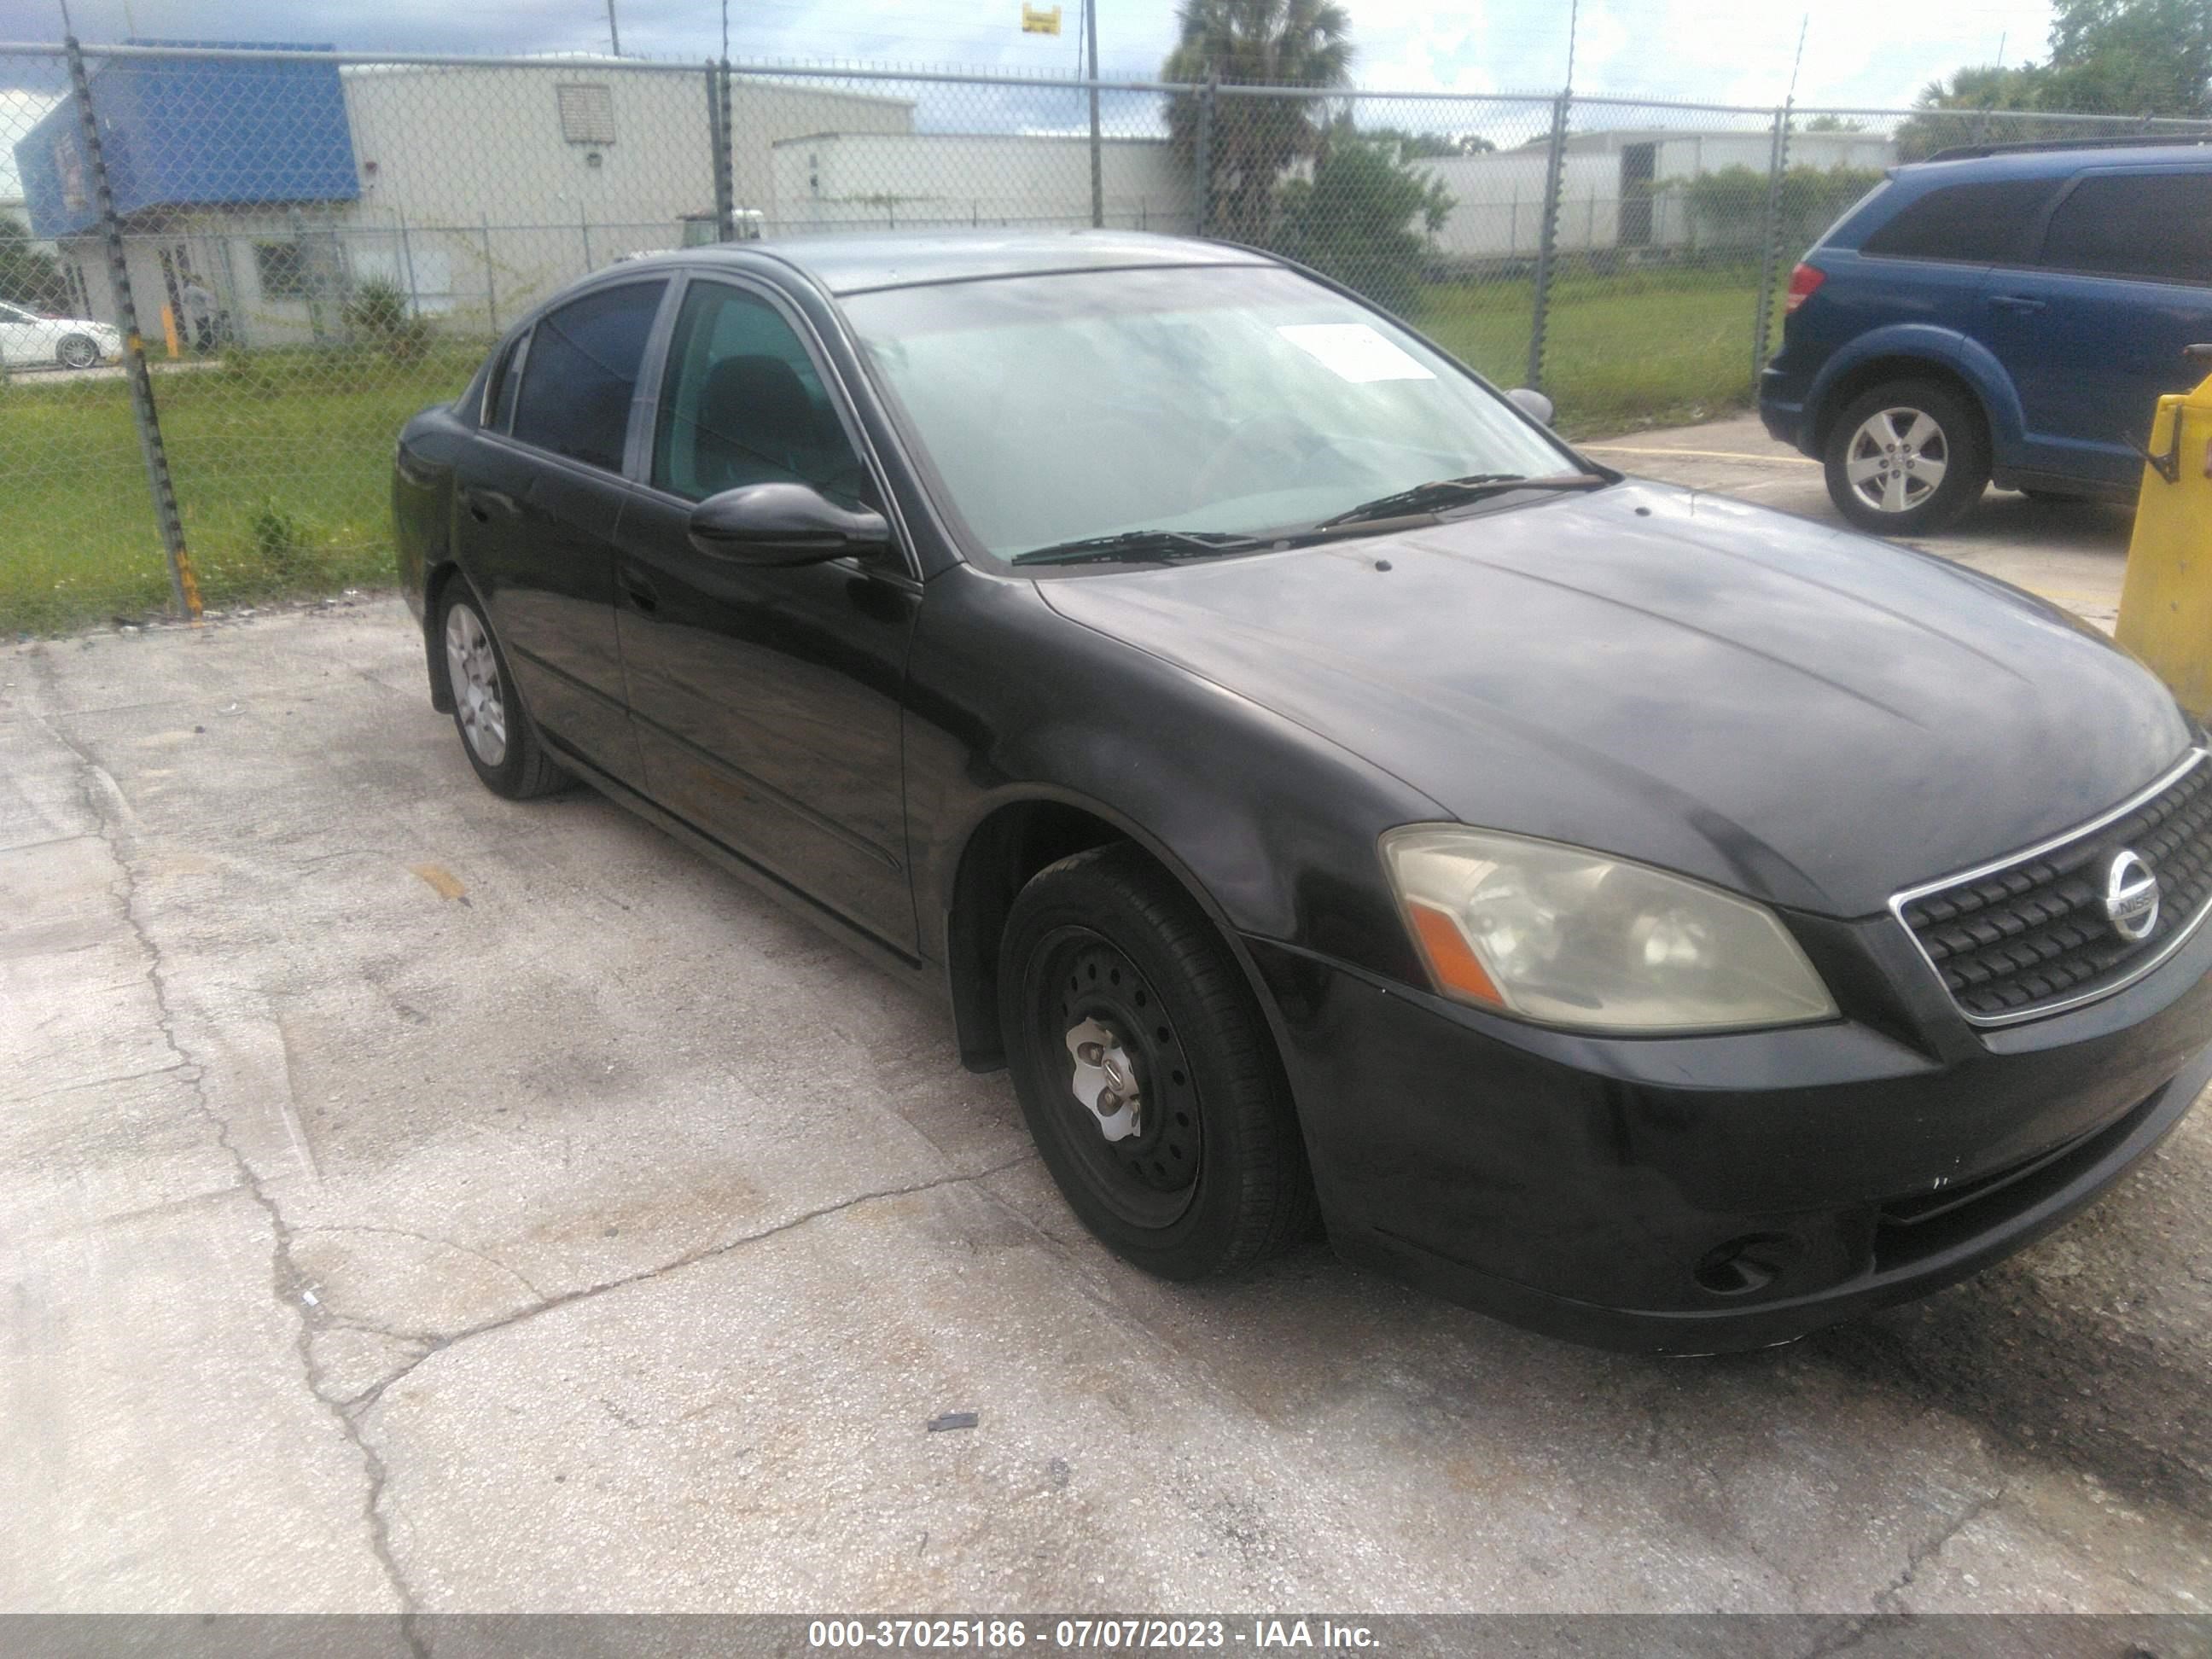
[{"xmin": 1277, "ymin": 323, "xmax": 1435, "ymax": 383}]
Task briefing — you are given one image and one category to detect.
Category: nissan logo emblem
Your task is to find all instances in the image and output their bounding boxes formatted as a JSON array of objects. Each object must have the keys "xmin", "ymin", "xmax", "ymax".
[{"xmin": 2104, "ymin": 849, "xmax": 2159, "ymax": 945}]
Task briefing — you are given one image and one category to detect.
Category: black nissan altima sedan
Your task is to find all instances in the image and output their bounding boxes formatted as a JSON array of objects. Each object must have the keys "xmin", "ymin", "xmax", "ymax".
[{"xmin": 392, "ymin": 230, "xmax": 2212, "ymax": 1353}]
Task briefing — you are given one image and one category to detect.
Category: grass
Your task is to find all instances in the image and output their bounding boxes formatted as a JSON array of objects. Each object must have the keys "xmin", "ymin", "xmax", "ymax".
[
  {"xmin": 1417, "ymin": 260, "xmax": 1784, "ymax": 438},
  {"xmin": 1, "ymin": 344, "xmax": 482, "ymax": 635},
  {"xmin": 0, "ymin": 268, "xmax": 1787, "ymax": 633}
]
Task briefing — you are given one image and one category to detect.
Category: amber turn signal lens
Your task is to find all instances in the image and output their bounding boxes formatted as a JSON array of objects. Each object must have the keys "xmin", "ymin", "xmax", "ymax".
[{"xmin": 1406, "ymin": 901, "xmax": 1505, "ymax": 1008}]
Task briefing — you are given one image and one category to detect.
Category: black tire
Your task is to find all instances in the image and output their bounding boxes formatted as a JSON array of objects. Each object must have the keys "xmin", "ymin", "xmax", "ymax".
[
  {"xmin": 55, "ymin": 334, "xmax": 100, "ymax": 370},
  {"xmin": 434, "ymin": 579, "xmax": 573, "ymax": 800},
  {"xmin": 1823, "ymin": 378, "xmax": 1990, "ymax": 534},
  {"xmin": 999, "ymin": 843, "xmax": 1317, "ymax": 1279}
]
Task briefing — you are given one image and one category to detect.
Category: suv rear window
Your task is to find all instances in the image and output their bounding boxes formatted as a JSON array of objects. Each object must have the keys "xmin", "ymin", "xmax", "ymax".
[
  {"xmin": 1858, "ymin": 178, "xmax": 2064, "ymax": 265},
  {"xmin": 2040, "ymin": 172, "xmax": 2212, "ymax": 285}
]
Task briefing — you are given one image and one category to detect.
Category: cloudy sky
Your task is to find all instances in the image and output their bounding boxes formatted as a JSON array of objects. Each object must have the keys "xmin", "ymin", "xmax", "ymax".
[{"xmin": 1, "ymin": 0, "xmax": 2051, "ymax": 108}]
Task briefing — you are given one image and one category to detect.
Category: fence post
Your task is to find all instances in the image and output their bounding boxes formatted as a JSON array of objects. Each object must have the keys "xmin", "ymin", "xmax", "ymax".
[
  {"xmin": 397, "ymin": 207, "xmax": 420, "ymax": 317},
  {"xmin": 580, "ymin": 206, "xmax": 593, "ymax": 271},
  {"xmin": 1526, "ymin": 91, "xmax": 1570, "ymax": 393},
  {"xmin": 716, "ymin": 59, "xmax": 737, "ymax": 240},
  {"xmin": 1086, "ymin": 0, "xmax": 1103, "ymax": 229},
  {"xmin": 1750, "ymin": 102, "xmax": 1791, "ymax": 387},
  {"xmin": 1193, "ymin": 75, "xmax": 1216, "ymax": 236},
  {"xmin": 64, "ymin": 36, "xmax": 200, "ymax": 622},
  {"xmin": 482, "ymin": 217, "xmax": 498, "ymax": 331}
]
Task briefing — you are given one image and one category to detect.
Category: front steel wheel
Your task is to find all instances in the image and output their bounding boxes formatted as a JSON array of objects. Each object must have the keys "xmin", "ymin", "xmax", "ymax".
[{"xmin": 999, "ymin": 844, "xmax": 1317, "ymax": 1279}]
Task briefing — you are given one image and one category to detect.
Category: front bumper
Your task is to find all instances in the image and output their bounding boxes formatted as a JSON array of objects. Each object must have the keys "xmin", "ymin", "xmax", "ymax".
[{"xmin": 1245, "ymin": 908, "xmax": 2212, "ymax": 1353}]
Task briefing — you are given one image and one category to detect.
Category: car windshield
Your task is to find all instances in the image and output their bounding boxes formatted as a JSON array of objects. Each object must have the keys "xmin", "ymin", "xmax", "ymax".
[{"xmin": 841, "ymin": 264, "xmax": 1577, "ymax": 565}]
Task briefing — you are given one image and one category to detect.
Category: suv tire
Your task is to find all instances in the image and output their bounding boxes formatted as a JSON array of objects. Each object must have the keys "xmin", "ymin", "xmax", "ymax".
[{"xmin": 1824, "ymin": 379, "xmax": 1990, "ymax": 534}]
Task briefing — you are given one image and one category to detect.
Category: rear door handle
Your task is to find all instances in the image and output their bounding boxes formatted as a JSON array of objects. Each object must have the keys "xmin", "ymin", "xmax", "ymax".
[
  {"xmin": 1989, "ymin": 294, "xmax": 2047, "ymax": 314},
  {"xmin": 461, "ymin": 486, "xmax": 515, "ymax": 523}
]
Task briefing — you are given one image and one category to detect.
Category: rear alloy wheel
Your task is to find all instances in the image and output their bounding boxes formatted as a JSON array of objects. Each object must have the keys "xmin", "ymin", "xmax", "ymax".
[
  {"xmin": 55, "ymin": 334, "xmax": 100, "ymax": 370},
  {"xmin": 436, "ymin": 580, "xmax": 572, "ymax": 800},
  {"xmin": 1825, "ymin": 379, "xmax": 1989, "ymax": 534},
  {"xmin": 999, "ymin": 844, "xmax": 1316, "ymax": 1279}
]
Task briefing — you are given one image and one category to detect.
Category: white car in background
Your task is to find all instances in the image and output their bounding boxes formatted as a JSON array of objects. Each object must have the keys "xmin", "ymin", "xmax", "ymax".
[{"xmin": 0, "ymin": 300, "xmax": 122, "ymax": 370}]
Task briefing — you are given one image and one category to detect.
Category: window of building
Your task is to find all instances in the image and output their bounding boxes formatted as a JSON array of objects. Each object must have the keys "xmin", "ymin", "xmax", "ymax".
[
  {"xmin": 1857, "ymin": 178, "xmax": 2064, "ymax": 267},
  {"xmin": 2039, "ymin": 172, "xmax": 2212, "ymax": 286},
  {"xmin": 253, "ymin": 241, "xmax": 310, "ymax": 301},
  {"xmin": 557, "ymin": 83, "xmax": 617, "ymax": 145},
  {"xmin": 510, "ymin": 280, "xmax": 666, "ymax": 472},
  {"xmin": 651, "ymin": 281, "xmax": 869, "ymax": 505}
]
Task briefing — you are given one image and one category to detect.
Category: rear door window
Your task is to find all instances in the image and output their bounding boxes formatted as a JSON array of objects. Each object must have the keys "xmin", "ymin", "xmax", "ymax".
[
  {"xmin": 509, "ymin": 279, "xmax": 668, "ymax": 471},
  {"xmin": 1857, "ymin": 178, "xmax": 2065, "ymax": 266},
  {"xmin": 2039, "ymin": 172, "xmax": 2212, "ymax": 286}
]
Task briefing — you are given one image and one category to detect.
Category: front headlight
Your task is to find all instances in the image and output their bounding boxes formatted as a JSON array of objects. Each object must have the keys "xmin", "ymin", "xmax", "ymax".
[{"xmin": 1381, "ymin": 825, "xmax": 1837, "ymax": 1033}]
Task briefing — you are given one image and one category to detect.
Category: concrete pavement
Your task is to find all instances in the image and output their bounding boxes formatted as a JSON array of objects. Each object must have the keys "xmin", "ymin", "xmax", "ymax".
[{"xmin": 3, "ymin": 452, "xmax": 2208, "ymax": 1614}]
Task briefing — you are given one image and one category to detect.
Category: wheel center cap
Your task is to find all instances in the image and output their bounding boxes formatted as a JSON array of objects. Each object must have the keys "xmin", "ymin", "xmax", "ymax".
[{"xmin": 1065, "ymin": 1016, "xmax": 1142, "ymax": 1143}]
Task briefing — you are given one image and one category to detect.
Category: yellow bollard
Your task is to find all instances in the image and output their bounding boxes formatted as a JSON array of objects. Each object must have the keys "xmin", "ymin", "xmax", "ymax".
[{"xmin": 2115, "ymin": 346, "xmax": 2212, "ymax": 719}]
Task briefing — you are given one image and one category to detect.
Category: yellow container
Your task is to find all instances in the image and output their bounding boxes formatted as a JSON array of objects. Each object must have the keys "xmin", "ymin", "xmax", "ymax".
[{"xmin": 2116, "ymin": 352, "xmax": 2212, "ymax": 719}]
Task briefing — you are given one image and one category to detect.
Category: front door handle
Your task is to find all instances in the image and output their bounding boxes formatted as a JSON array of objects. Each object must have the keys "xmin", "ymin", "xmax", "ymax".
[
  {"xmin": 621, "ymin": 566, "xmax": 659, "ymax": 614},
  {"xmin": 1989, "ymin": 294, "xmax": 2047, "ymax": 314}
]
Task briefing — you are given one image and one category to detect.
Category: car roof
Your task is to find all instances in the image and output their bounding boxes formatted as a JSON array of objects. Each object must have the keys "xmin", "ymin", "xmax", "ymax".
[
  {"xmin": 696, "ymin": 230, "xmax": 1277, "ymax": 295},
  {"xmin": 1897, "ymin": 141, "xmax": 2212, "ymax": 182}
]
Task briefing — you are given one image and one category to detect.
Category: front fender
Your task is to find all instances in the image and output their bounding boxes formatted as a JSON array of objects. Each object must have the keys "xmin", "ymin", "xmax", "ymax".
[
  {"xmin": 903, "ymin": 568, "xmax": 1447, "ymax": 1058},
  {"xmin": 1807, "ymin": 323, "xmax": 2024, "ymax": 457}
]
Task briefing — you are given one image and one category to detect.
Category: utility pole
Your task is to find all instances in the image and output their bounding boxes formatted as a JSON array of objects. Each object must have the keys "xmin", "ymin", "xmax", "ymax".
[{"xmin": 605, "ymin": 0, "xmax": 621, "ymax": 55}]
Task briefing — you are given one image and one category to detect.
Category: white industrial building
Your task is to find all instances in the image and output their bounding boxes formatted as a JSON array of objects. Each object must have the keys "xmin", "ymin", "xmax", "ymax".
[
  {"xmin": 771, "ymin": 131, "xmax": 1194, "ymax": 236},
  {"xmin": 1415, "ymin": 127, "xmax": 1896, "ymax": 264},
  {"xmin": 16, "ymin": 55, "xmax": 919, "ymax": 347}
]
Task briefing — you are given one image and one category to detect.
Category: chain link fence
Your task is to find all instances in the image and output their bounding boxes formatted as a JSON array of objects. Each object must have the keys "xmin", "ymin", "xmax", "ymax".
[{"xmin": 3, "ymin": 40, "xmax": 2209, "ymax": 631}]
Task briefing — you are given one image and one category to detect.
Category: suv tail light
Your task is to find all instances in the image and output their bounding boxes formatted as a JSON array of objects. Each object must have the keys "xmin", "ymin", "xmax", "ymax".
[{"xmin": 1784, "ymin": 263, "xmax": 1825, "ymax": 313}]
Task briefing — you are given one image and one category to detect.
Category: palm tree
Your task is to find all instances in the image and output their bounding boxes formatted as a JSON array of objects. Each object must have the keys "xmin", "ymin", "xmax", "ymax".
[{"xmin": 1164, "ymin": 0, "xmax": 1354, "ymax": 243}]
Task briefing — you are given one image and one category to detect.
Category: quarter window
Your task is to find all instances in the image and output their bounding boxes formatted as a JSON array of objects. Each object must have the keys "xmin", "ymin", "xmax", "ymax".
[
  {"xmin": 510, "ymin": 280, "xmax": 667, "ymax": 472},
  {"xmin": 2040, "ymin": 172, "xmax": 2212, "ymax": 285},
  {"xmin": 650, "ymin": 281, "xmax": 870, "ymax": 505},
  {"xmin": 1858, "ymin": 178, "xmax": 2064, "ymax": 266}
]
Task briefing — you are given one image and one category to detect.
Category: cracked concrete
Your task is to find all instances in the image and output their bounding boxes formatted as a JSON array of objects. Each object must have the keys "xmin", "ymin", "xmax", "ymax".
[{"xmin": 4, "ymin": 576, "xmax": 2210, "ymax": 1613}]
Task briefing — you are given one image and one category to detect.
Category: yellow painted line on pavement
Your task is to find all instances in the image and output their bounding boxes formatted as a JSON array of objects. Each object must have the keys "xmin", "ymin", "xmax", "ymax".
[{"xmin": 1583, "ymin": 443, "xmax": 1820, "ymax": 466}]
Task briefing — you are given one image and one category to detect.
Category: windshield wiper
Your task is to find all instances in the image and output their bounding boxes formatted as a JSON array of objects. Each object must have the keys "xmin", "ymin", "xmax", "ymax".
[
  {"xmin": 1011, "ymin": 529, "xmax": 1266, "ymax": 568},
  {"xmin": 1316, "ymin": 471, "xmax": 1610, "ymax": 531}
]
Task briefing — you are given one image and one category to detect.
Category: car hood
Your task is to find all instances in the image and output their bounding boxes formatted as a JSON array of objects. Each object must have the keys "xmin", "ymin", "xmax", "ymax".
[{"xmin": 1036, "ymin": 480, "xmax": 2191, "ymax": 917}]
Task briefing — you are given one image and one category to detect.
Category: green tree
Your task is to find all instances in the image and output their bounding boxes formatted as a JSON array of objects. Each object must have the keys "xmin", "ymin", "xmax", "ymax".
[
  {"xmin": 1164, "ymin": 0, "xmax": 1354, "ymax": 242},
  {"xmin": 1357, "ymin": 124, "xmax": 1497, "ymax": 160},
  {"xmin": 0, "ymin": 216, "xmax": 70, "ymax": 312},
  {"xmin": 1897, "ymin": 0, "xmax": 2211, "ymax": 156},
  {"xmin": 1681, "ymin": 163, "xmax": 1884, "ymax": 254},
  {"xmin": 1270, "ymin": 132, "xmax": 1452, "ymax": 315}
]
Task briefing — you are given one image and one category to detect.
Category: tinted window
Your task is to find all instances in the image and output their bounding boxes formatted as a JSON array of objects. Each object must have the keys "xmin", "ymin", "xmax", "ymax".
[
  {"xmin": 511, "ymin": 281, "xmax": 667, "ymax": 471},
  {"xmin": 2040, "ymin": 172, "xmax": 2212, "ymax": 285},
  {"xmin": 651, "ymin": 282, "xmax": 869, "ymax": 504},
  {"xmin": 1858, "ymin": 178, "xmax": 2064, "ymax": 265}
]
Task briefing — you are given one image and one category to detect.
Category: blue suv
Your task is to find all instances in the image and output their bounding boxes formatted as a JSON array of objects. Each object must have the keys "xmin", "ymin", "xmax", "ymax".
[{"xmin": 1760, "ymin": 140, "xmax": 2212, "ymax": 533}]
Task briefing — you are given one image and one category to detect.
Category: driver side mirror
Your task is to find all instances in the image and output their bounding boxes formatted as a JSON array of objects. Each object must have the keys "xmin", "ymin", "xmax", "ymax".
[
  {"xmin": 686, "ymin": 481, "xmax": 892, "ymax": 566},
  {"xmin": 1507, "ymin": 387, "xmax": 1556, "ymax": 427}
]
